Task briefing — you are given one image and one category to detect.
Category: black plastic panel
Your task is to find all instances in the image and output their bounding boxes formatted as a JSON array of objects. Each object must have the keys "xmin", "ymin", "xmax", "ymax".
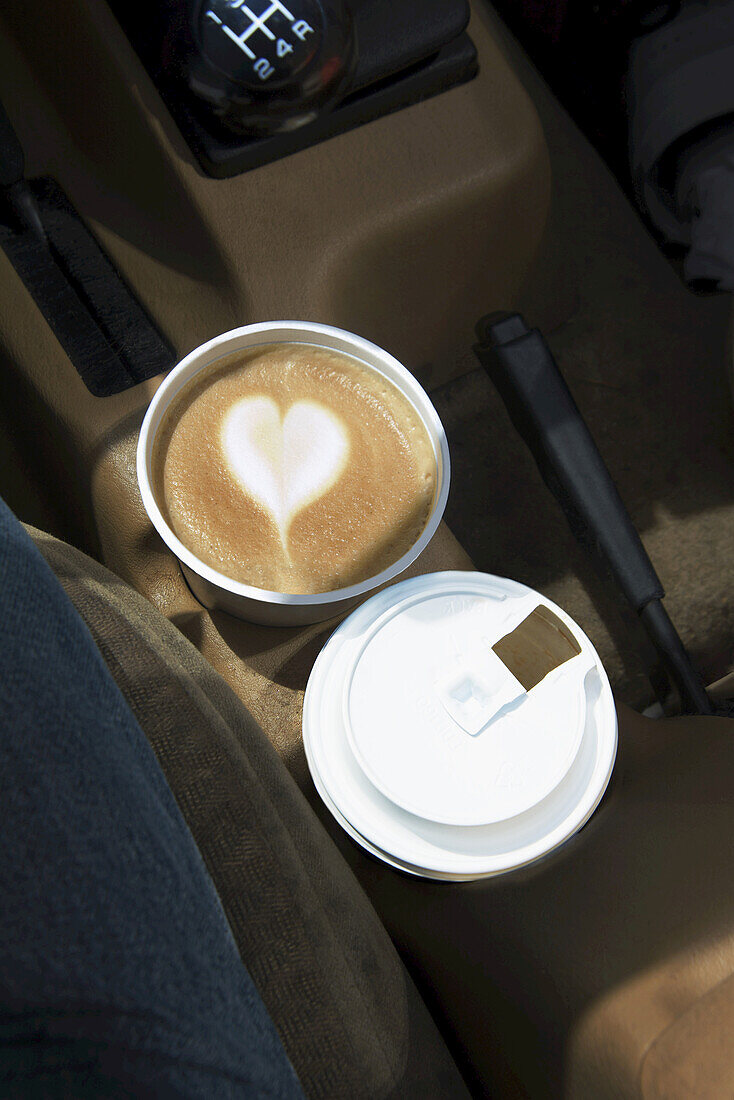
[
  {"xmin": 108, "ymin": 0, "xmax": 477, "ymax": 178},
  {"xmin": 0, "ymin": 180, "xmax": 174, "ymax": 396}
]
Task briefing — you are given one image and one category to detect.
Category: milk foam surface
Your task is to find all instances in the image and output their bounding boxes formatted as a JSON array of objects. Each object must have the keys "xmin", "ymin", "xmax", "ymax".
[
  {"xmin": 152, "ymin": 343, "xmax": 437, "ymax": 594},
  {"xmin": 222, "ymin": 396, "xmax": 350, "ymax": 543}
]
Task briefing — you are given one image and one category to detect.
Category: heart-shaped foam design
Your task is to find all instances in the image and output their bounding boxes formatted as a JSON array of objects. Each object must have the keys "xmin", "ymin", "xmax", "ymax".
[{"xmin": 222, "ymin": 396, "xmax": 350, "ymax": 543}]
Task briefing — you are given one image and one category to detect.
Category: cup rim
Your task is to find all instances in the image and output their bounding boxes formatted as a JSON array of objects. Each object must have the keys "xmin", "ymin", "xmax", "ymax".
[{"xmin": 136, "ymin": 321, "xmax": 451, "ymax": 609}]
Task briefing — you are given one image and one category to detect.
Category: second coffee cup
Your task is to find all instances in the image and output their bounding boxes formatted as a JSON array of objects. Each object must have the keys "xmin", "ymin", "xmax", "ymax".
[{"xmin": 137, "ymin": 322, "xmax": 450, "ymax": 625}]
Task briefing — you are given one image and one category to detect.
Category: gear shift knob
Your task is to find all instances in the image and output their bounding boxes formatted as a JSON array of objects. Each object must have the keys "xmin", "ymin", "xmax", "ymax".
[{"xmin": 187, "ymin": 0, "xmax": 357, "ymax": 135}]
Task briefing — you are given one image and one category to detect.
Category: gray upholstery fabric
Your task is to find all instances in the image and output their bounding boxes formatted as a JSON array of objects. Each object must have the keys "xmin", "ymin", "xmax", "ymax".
[
  {"xmin": 1, "ymin": 501, "xmax": 304, "ymax": 1099},
  {"xmin": 30, "ymin": 527, "xmax": 470, "ymax": 1100}
]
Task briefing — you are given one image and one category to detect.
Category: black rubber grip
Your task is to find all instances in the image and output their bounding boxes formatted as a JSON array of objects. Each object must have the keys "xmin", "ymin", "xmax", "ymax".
[{"xmin": 474, "ymin": 312, "xmax": 665, "ymax": 613}]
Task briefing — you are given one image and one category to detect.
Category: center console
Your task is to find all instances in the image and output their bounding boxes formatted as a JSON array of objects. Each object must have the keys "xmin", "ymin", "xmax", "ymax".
[{"xmin": 0, "ymin": 0, "xmax": 549, "ymax": 555}]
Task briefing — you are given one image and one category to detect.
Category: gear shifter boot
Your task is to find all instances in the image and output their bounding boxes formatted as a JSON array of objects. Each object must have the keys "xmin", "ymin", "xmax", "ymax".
[{"xmin": 107, "ymin": 0, "xmax": 476, "ymax": 177}]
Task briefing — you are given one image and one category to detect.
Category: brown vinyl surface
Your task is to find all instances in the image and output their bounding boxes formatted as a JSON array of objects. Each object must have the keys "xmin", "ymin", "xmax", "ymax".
[
  {"xmin": 317, "ymin": 704, "xmax": 734, "ymax": 1099},
  {"xmin": 641, "ymin": 972, "xmax": 734, "ymax": 1099}
]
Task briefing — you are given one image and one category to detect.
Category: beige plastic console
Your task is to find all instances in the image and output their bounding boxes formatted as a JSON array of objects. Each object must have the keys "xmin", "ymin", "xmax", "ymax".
[{"xmin": 0, "ymin": 0, "xmax": 549, "ymax": 703}]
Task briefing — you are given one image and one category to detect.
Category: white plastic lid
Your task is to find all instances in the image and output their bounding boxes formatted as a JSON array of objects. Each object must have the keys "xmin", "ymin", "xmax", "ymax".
[{"xmin": 303, "ymin": 572, "xmax": 617, "ymax": 880}]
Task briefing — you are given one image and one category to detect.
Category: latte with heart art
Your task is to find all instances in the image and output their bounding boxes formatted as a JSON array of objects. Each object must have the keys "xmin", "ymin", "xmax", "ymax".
[{"xmin": 151, "ymin": 343, "xmax": 437, "ymax": 594}]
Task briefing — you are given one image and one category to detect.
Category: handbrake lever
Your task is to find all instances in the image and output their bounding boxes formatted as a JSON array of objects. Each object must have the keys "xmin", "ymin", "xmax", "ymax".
[{"xmin": 474, "ymin": 311, "xmax": 714, "ymax": 716}]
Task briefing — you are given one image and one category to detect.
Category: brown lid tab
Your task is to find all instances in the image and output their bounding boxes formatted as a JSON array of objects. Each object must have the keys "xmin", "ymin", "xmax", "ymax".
[{"xmin": 492, "ymin": 605, "xmax": 582, "ymax": 692}]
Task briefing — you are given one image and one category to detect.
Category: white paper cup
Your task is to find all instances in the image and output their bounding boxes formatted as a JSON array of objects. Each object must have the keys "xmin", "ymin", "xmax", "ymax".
[{"xmin": 137, "ymin": 321, "xmax": 451, "ymax": 626}]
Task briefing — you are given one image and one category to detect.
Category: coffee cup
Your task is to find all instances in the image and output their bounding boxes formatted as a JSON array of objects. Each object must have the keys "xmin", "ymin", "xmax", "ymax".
[{"xmin": 137, "ymin": 321, "xmax": 450, "ymax": 626}]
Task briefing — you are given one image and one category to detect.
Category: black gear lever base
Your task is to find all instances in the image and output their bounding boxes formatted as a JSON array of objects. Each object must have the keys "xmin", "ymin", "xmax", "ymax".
[{"xmin": 108, "ymin": 0, "xmax": 476, "ymax": 178}]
